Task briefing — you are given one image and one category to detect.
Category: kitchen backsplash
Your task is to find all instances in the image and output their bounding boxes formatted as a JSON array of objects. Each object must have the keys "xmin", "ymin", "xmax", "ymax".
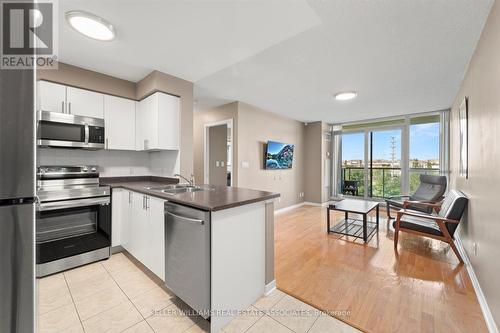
[{"xmin": 38, "ymin": 148, "xmax": 180, "ymax": 177}]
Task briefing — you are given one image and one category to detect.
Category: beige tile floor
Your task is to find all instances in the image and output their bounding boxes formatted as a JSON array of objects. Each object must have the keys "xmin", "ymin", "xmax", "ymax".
[{"xmin": 37, "ymin": 253, "xmax": 361, "ymax": 333}]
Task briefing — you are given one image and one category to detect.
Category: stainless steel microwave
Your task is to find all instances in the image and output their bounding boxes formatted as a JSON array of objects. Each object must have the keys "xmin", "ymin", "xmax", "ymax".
[{"xmin": 37, "ymin": 111, "xmax": 105, "ymax": 149}]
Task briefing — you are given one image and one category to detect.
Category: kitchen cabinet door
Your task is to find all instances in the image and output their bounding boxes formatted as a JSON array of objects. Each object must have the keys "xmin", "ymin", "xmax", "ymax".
[
  {"xmin": 37, "ymin": 81, "xmax": 66, "ymax": 113},
  {"xmin": 117, "ymin": 190, "xmax": 133, "ymax": 250},
  {"xmin": 145, "ymin": 196, "xmax": 165, "ymax": 281},
  {"xmin": 158, "ymin": 93, "xmax": 180, "ymax": 150},
  {"xmin": 111, "ymin": 189, "xmax": 124, "ymax": 247},
  {"xmin": 66, "ymin": 86, "xmax": 104, "ymax": 118},
  {"xmin": 129, "ymin": 191, "xmax": 148, "ymax": 261},
  {"xmin": 136, "ymin": 92, "xmax": 180, "ymax": 151},
  {"xmin": 104, "ymin": 95, "xmax": 136, "ymax": 150},
  {"xmin": 136, "ymin": 93, "xmax": 158, "ymax": 150}
]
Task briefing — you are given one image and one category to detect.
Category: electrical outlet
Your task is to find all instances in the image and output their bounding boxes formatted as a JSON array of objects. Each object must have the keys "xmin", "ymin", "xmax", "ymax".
[
  {"xmin": 472, "ymin": 242, "xmax": 478, "ymax": 256},
  {"xmin": 299, "ymin": 192, "xmax": 304, "ymax": 198}
]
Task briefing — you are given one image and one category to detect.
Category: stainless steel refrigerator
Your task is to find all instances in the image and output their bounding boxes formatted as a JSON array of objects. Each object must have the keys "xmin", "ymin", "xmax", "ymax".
[{"xmin": 0, "ymin": 69, "xmax": 36, "ymax": 332}]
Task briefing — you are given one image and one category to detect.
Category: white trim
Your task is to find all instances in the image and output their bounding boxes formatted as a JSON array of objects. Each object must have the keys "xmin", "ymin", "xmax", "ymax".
[
  {"xmin": 303, "ymin": 201, "xmax": 330, "ymax": 207},
  {"xmin": 204, "ymin": 118, "xmax": 234, "ymax": 186},
  {"xmin": 455, "ymin": 234, "xmax": 499, "ymax": 333},
  {"xmin": 274, "ymin": 202, "xmax": 305, "ymax": 215},
  {"xmin": 264, "ymin": 280, "xmax": 276, "ymax": 296}
]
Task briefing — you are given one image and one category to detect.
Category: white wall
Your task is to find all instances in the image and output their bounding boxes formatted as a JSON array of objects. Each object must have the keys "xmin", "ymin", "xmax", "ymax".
[{"xmin": 38, "ymin": 148, "xmax": 179, "ymax": 177}]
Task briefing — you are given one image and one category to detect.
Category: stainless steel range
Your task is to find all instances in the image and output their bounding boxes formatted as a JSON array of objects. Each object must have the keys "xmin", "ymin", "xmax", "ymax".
[{"xmin": 36, "ymin": 166, "xmax": 111, "ymax": 277}]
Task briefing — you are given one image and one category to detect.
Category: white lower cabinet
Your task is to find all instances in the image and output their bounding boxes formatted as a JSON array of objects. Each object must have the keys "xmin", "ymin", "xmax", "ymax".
[{"xmin": 113, "ymin": 189, "xmax": 165, "ymax": 281}]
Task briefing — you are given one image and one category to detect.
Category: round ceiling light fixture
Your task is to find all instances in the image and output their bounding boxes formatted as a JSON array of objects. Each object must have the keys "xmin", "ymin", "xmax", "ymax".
[
  {"xmin": 334, "ymin": 91, "xmax": 357, "ymax": 101},
  {"xmin": 66, "ymin": 11, "xmax": 116, "ymax": 41}
]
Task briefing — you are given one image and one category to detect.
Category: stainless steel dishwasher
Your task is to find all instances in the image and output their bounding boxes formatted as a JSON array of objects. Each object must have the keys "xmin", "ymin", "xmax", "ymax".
[{"xmin": 164, "ymin": 202, "xmax": 211, "ymax": 319}]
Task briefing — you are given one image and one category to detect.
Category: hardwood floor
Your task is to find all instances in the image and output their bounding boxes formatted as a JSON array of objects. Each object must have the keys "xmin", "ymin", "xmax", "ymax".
[{"xmin": 275, "ymin": 204, "xmax": 488, "ymax": 333}]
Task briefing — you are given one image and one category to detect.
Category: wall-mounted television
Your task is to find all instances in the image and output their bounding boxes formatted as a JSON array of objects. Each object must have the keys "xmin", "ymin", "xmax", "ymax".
[{"xmin": 265, "ymin": 141, "xmax": 295, "ymax": 169}]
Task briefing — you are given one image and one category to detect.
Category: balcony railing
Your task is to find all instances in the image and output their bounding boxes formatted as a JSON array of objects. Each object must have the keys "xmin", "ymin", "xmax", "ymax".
[{"xmin": 341, "ymin": 167, "xmax": 439, "ymax": 199}]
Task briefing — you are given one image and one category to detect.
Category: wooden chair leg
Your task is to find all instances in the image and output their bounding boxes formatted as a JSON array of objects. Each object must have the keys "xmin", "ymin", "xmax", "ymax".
[
  {"xmin": 436, "ymin": 221, "xmax": 464, "ymax": 264},
  {"xmin": 387, "ymin": 203, "xmax": 393, "ymax": 219},
  {"xmin": 448, "ymin": 239, "xmax": 464, "ymax": 264},
  {"xmin": 394, "ymin": 213, "xmax": 401, "ymax": 248}
]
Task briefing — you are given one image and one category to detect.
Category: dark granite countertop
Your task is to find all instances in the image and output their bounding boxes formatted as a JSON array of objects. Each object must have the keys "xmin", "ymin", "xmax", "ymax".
[{"xmin": 101, "ymin": 176, "xmax": 280, "ymax": 211}]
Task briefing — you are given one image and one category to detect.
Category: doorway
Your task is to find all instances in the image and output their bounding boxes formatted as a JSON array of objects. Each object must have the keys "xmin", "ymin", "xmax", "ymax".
[{"xmin": 204, "ymin": 119, "xmax": 233, "ymax": 186}]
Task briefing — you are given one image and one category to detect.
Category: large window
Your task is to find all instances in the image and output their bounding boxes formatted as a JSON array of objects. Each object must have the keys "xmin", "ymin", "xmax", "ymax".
[
  {"xmin": 409, "ymin": 116, "xmax": 440, "ymax": 193},
  {"xmin": 338, "ymin": 113, "xmax": 444, "ymax": 199}
]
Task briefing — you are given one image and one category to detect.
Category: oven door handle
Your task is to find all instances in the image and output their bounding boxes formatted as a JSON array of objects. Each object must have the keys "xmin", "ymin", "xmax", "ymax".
[
  {"xmin": 37, "ymin": 197, "xmax": 110, "ymax": 211},
  {"xmin": 84, "ymin": 124, "xmax": 90, "ymax": 145}
]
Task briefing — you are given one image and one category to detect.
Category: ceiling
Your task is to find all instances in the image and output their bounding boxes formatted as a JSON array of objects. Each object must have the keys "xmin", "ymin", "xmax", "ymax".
[{"xmin": 58, "ymin": 0, "xmax": 493, "ymax": 123}]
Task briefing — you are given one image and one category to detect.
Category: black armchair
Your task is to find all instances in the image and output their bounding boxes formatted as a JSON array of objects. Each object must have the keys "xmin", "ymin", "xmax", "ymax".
[
  {"xmin": 393, "ymin": 189, "xmax": 468, "ymax": 263},
  {"xmin": 342, "ymin": 180, "xmax": 359, "ymax": 196},
  {"xmin": 386, "ymin": 174, "xmax": 447, "ymax": 219}
]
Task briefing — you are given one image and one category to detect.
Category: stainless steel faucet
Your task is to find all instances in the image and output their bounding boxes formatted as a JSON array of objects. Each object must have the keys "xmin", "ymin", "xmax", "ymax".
[{"xmin": 174, "ymin": 173, "xmax": 195, "ymax": 186}]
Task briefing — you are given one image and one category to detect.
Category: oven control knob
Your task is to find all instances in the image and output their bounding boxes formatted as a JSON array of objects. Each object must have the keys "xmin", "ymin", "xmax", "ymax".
[
  {"xmin": 91, "ymin": 167, "xmax": 97, "ymax": 172},
  {"xmin": 82, "ymin": 167, "xmax": 88, "ymax": 172}
]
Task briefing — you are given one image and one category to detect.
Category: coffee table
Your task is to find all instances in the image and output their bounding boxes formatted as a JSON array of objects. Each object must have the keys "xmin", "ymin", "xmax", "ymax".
[{"xmin": 327, "ymin": 199, "xmax": 380, "ymax": 242}]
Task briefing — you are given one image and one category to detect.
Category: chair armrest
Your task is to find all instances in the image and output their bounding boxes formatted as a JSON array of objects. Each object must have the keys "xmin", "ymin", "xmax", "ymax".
[
  {"xmin": 387, "ymin": 195, "xmax": 410, "ymax": 201},
  {"xmin": 396, "ymin": 209, "xmax": 460, "ymax": 224},
  {"xmin": 402, "ymin": 200, "xmax": 442, "ymax": 211}
]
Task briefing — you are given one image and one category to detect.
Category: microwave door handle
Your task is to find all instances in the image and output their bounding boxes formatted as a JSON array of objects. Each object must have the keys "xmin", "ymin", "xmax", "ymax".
[{"xmin": 84, "ymin": 124, "xmax": 89, "ymax": 145}]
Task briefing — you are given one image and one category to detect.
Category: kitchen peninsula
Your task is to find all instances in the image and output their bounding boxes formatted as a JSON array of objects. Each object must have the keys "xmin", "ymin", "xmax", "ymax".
[{"xmin": 103, "ymin": 176, "xmax": 279, "ymax": 332}]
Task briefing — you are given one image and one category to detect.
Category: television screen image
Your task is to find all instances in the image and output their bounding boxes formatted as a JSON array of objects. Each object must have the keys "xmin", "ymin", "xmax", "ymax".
[{"xmin": 265, "ymin": 141, "xmax": 295, "ymax": 169}]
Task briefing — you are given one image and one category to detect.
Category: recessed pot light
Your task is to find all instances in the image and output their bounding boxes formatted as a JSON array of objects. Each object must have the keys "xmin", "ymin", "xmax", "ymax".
[
  {"xmin": 334, "ymin": 91, "xmax": 357, "ymax": 101},
  {"xmin": 66, "ymin": 11, "xmax": 115, "ymax": 41}
]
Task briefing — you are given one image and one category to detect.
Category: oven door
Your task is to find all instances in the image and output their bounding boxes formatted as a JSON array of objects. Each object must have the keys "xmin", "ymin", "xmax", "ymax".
[{"xmin": 36, "ymin": 197, "xmax": 111, "ymax": 264}]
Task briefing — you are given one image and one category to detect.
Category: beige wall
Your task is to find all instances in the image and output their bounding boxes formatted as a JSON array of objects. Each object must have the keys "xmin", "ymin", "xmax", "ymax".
[
  {"xmin": 450, "ymin": 0, "xmax": 500, "ymax": 325},
  {"xmin": 193, "ymin": 102, "xmax": 239, "ymax": 186},
  {"xmin": 37, "ymin": 64, "xmax": 194, "ymax": 177},
  {"xmin": 37, "ymin": 63, "xmax": 136, "ymax": 99},
  {"xmin": 304, "ymin": 122, "xmax": 323, "ymax": 203},
  {"xmin": 237, "ymin": 102, "xmax": 305, "ymax": 210}
]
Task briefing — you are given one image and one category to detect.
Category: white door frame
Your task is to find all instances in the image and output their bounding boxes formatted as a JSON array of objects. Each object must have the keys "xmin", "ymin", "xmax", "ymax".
[{"xmin": 204, "ymin": 119, "xmax": 234, "ymax": 186}]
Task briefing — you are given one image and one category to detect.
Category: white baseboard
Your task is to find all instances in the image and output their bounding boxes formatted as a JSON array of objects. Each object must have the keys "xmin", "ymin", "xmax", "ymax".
[
  {"xmin": 455, "ymin": 234, "xmax": 499, "ymax": 333},
  {"xmin": 264, "ymin": 280, "xmax": 276, "ymax": 296},
  {"xmin": 274, "ymin": 202, "xmax": 305, "ymax": 215}
]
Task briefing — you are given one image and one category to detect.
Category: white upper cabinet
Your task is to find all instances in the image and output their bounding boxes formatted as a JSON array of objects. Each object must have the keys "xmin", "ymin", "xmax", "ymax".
[
  {"xmin": 66, "ymin": 86, "xmax": 104, "ymax": 118},
  {"xmin": 158, "ymin": 92, "xmax": 180, "ymax": 150},
  {"xmin": 37, "ymin": 81, "xmax": 66, "ymax": 113},
  {"xmin": 104, "ymin": 95, "xmax": 136, "ymax": 150},
  {"xmin": 136, "ymin": 92, "xmax": 180, "ymax": 151}
]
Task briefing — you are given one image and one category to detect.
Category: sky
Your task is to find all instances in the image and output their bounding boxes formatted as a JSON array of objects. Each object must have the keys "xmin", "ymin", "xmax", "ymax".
[{"xmin": 342, "ymin": 123, "xmax": 439, "ymax": 161}]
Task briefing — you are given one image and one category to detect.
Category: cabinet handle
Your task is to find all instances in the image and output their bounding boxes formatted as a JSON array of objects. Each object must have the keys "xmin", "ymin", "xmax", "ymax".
[
  {"xmin": 128, "ymin": 192, "xmax": 131, "ymax": 204},
  {"xmin": 68, "ymin": 102, "xmax": 72, "ymax": 114},
  {"xmin": 144, "ymin": 139, "xmax": 148, "ymax": 150},
  {"xmin": 146, "ymin": 197, "xmax": 150, "ymax": 210},
  {"xmin": 142, "ymin": 195, "xmax": 145, "ymax": 210},
  {"xmin": 61, "ymin": 101, "xmax": 65, "ymax": 113},
  {"xmin": 106, "ymin": 138, "xmax": 109, "ymax": 149}
]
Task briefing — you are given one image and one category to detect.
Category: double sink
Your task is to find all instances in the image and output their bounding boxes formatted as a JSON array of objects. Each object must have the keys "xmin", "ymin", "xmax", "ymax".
[{"xmin": 145, "ymin": 184, "xmax": 207, "ymax": 195}]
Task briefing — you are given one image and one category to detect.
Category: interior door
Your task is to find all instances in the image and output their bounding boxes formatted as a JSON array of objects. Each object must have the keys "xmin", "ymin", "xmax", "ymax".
[{"xmin": 208, "ymin": 124, "xmax": 228, "ymax": 186}]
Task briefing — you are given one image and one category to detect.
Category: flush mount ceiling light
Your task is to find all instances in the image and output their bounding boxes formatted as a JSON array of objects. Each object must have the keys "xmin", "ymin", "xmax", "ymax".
[
  {"xmin": 334, "ymin": 91, "xmax": 357, "ymax": 101},
  {"xmin": 66, "ymin": 11, "xmax": 115, "ymax": 41}
]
